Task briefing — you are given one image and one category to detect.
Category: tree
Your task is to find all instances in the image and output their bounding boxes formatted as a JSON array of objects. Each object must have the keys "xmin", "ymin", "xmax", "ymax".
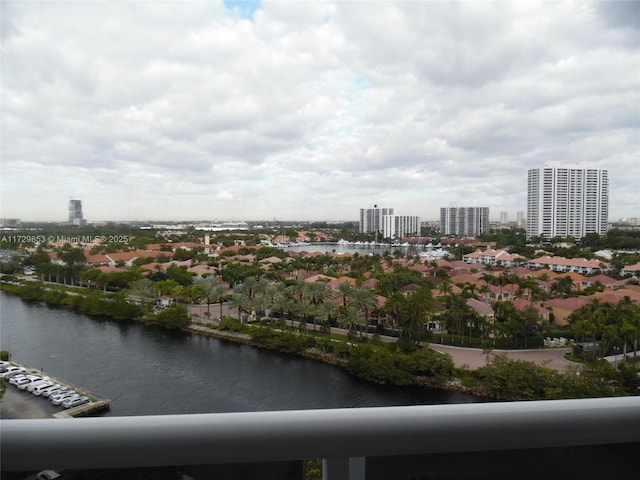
[
  {"xmin": 156, "ymin": 304, "xmax": 191, "ymax": 330},
  {"xmin": 230, "ymin": 292, "xmax": 250, "ymax": 322},
  {"xmin": 317, "ymin": 301, "xmax": 336, "ymax": 334},
  {"xmin": 339, "ymin": 305, "xmax": 363, "ymax": 342},
  {"xmin": 336, "ymin": 281, "xmax": 353, "ymax": 309},
  {"xmin": 303, "ymin": 281, "xmax": 328, "ymax": 331},
  {"xmin": 165, "ymin": 264, "xmax": 194, "ymax": 287},
  {"xmin": 398, "ymin": 286, "xmax": 435, "ymax": 351},
  {"xmin": 349, "ymin": 287, "xmax": 378, "ymax": 338},
  {"xmin": 271, "ymin": 292, "xmax": 290, "ymax": 326},
  {"xmin": 550, "ymin": 276, "xmax": 574, "ymax": 298}
]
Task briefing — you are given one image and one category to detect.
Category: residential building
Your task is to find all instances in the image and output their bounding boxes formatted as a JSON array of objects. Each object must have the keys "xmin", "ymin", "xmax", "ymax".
[
  {"xmin": 440, "ymin": 207, "xmax": 490, "ymax": 237},
  {"xmin": 463, "ymin": 248, "xmax": 525, "ymax": 267},
  {"xmin": 68, "ymin": 199, "xmax": 86, "ymax": 227},
  {"xmin": 524, "ymin": 255, "xmax": 609, "ymax": 275},
  {"xmin": 526, "ymin": 166, "xmax": 608, "ymax": 240},
  {"xmin": 382, "ymin": 215, "xmax": 420, "ymax": 240},
  {"xmin": 359, "ymin": 206, "xmax": 394, "ymax": 234}
]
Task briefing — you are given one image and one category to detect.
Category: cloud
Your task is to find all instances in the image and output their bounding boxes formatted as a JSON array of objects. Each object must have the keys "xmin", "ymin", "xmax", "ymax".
[{"xmin": 1, "ymin": 0, "xmax": 638, "ymax": 223}]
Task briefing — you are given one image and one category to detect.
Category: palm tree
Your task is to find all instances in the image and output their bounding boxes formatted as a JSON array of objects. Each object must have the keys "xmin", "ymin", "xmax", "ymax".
[
  {"xmin": 286, "ymin": 279, "xmax": 307, "ymax": 302},
  {"xmin": 304, "ymin": 281, "xmax": 328, "ymax": 306},
  {"xmin": 295, "ymin": 300, "xmax": 315, "ymax": 332},
  {"xmin": 318, "ymin": 301, "xmax": 336, "ymax": 334},
  {"xmin": 212, "ymin": 284, "xmax": 228, "ymax": 319},
  {"xmin": 271, "ymin": 292, "xmax": 289, "ymax": 326},
  {"xmin": 439, "ymin": 278, "xmax": 453, "ymax": 307},
  {"xmin": 198, "ymin": 282, "xmax": 215, "ymax": 318},
  {"xmin": 338, "ymin": 305, "xmax": 362, "ymax": 342},
  {"xmin": 336, "ymin": 281, "xmax": 353, "ymax": 309},
  {"xmin": 384, "ymin": 291, "xmax": 404, "ymax": 331},
  {"xmin": 230, "ymin": 292, "xmax": 250, "ymax": 322},
  {"xmin": 349, "ymin": 287, "xmax": 378, "ymax": 338},
  {"xmin": 244, "ymin": 276, "xmax": 258, "ymax": 299},
  {"xmin": 304, "ymin": 281, "xmax": 328, "ymax": 331},
  {"xmin": 478, "ymin": 283, "xmax": 492, "ymax": 304}
]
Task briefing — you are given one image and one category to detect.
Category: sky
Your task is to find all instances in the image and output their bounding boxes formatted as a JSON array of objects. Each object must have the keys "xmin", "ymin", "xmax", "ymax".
[{"xmin": 1, "ymin": 0, "xmax": 638, "ymax": 223}]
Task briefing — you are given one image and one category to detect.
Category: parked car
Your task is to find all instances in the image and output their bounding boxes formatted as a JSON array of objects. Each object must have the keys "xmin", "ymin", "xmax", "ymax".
[
  {"xmin": 12, "ymin": 375, "xmax": 39, "ymax": 388},
  {"xmin": 38, "ymin": 384, "xmax": 63, "ymax": 397},
  {"xmin": 25, "ymin": 377, "xmax": 50, "ymax": 392},
  {"xmin": 8, "ymin": 373, "xmax": 31, "ymax": 385},
  {"xmin": 19, "ymin": 376, "xmax": 47, "ymax": 390},
  {"xmin": 31, "ymin": 381, "xmax": 55, "ymax": 396},
  {"xmin": 62, "ymin": 396, "xmax": 89, "ymax": 409},
  {"xmin": 36, "ymin": 470, "xmax": 61, "ymax": 480},
  {"xmin": 43, "ymin": 387, "xmax": 68, "ymax": 398},
  {"xmin": 49, "ymin": 391, "xmax": 73, "ymax": 402},
  {"xmin": 1, "ymin": 366, "xmax": 26, "ymax": 378},
  {"xmin": 51, "ymin": 392, "xmax": 79, "ymax": 406}
]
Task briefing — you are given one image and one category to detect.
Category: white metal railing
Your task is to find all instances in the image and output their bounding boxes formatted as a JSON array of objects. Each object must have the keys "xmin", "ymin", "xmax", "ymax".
[{"xmin": 2, "ymin": 397, "xmax": 640, "ymax": 479}]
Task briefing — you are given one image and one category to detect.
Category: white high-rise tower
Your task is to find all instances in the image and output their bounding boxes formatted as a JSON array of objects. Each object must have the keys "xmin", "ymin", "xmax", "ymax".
[{"xmin": 526, "ymin": 167, "xmax": 608, "ymax": 240}]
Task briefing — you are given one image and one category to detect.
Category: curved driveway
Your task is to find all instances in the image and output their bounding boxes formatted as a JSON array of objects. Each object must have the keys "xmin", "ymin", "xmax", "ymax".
[{"xmin": 428, "ymin": 344, "xmax": 579, "ymax": 372}]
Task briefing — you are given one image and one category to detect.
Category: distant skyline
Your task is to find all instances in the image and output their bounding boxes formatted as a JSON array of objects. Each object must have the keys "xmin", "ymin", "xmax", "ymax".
[{"xmin": 1, "ymin": 1, "xmax": 638, "ymax": 223}]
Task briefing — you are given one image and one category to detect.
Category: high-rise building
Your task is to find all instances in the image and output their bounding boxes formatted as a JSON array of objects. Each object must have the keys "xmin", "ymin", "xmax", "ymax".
[
  {"xmin": 440, "ymin": 207, "xmax": 490, "ymax": 237},
  {"xmin": 516, "ymin": 211, "xmax": 526, "ymax": 228},
  {"xmin": 359, "ymin": 206, "xmax": 394, "ymax": 234},
  {"xmin": 68, "ymin": 199, "xmax": 86, "ymax": 227},
  {"xmin": 526, "ymin": 167, "xmax": 608, "ymax": 240},
  {"xmin": 382, "ymin": 215, "xmax": 420, "ymax": 240}
]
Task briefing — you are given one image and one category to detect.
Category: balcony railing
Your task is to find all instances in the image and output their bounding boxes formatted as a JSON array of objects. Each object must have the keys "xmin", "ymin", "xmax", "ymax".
[{"xmin": 2, "ymin": 396, "xmax": 640, "ymax": 479}]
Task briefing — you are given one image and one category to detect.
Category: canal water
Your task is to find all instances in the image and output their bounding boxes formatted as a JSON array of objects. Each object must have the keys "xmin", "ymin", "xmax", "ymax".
[{"xmin": 0, "ymin": 291, "xmax": 479, "ymax": 417}]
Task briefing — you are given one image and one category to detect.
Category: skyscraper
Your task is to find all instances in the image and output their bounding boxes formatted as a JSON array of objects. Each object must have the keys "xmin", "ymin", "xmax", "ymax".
[
  {"xmin": 526, "ymin": 167, "xmax": 608, "ymax": 240},
  {"xmin": 68, "ymin": 199, "xmax": 86, "ymax": 226},
  {"xmin": 440, "ymin": 207, "xmax": 490, "ymax": 237},
  {"xmin": 382, "ymin": 214, "xmax": 420, "ymax": 240},
  {"xmin": 359, "ymin": 206, "xmax": 394, "ymax": 234}
]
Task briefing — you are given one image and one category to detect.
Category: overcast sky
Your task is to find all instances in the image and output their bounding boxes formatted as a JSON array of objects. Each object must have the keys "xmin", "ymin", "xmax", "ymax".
[{"xmin": 1, "ymin": 1, "xmax": 638, "ymax": 223}]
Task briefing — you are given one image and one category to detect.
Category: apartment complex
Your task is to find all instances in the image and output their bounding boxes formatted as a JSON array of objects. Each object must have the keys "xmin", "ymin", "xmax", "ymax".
[
  {"xmin": 382, "ymin": 215, "xmax": 420, "ymax": 240},
  {"xmin": 526, "ymin": 167, "xmax": 608, "ymax": 240},
  {"xmin": 440, "ymin": 207, "xmax": 490, "ymax": 237},
  {"xmin": 359, "ymin": 206, "xmax": 394, "ymax": 234}
]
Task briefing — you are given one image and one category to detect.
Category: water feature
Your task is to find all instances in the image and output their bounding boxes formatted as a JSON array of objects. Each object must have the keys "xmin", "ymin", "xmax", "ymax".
[{"xmin": 0, "ymin": 291, "xmax": 480, "ymax": 417}]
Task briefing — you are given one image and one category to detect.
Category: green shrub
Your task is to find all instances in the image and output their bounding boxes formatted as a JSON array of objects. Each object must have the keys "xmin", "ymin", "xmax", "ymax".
[
  {"xmin": 348, "ymin": 345, "xmax": 413, "ymax": 386},
  {"xmin": 219, "ymin": 317, "xmax": 250, "ymax": 334}
]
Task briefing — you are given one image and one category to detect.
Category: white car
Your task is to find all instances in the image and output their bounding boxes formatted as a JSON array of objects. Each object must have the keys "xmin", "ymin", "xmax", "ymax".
[
  {"xmin": 26, "ymin": 378, "xmax": 51, "ymax": 392},
  {"xmin": 15, "ymin": 375, "xmax": 42, "ymax": 389},
  {"xmin": 43, "ymin": 387, "xmax": 68, "ymax": 398},
  {"xmin": 62, "ymin": 396, "xmax": 89, "ymax": 409},
  {"xmin": 49, "ymin": 390, "xmax": 72, "ymax": 402},
  {"xmin": 19, "ymin": 376, "xmax": 46, "ymax": 390},
  {"xmin": 51, "ymin": 392, "xmax": 79, "ymax": 406},
  {"xmin": 31, "ymin": 381, "xmax": 55, "ymax": 396},
  {"xmin": 1, "ymin": 366, "xmax": 26, "ymax": 378},
  {"xmin": 8, "ymin": 373, "xmax": 31, "ymax": 385},
  {"xmin": 38, "ymin": 384, "xmax": 63, "ymax": 397}
]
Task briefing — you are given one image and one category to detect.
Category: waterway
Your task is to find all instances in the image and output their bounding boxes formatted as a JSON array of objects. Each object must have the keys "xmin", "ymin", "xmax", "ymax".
[{"xmin": 0, "ymin": 291, "xmax": 480, "ymax": 417}]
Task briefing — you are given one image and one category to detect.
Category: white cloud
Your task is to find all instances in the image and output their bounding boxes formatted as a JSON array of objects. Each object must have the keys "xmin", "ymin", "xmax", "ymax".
[{"xmin": 1, "ymin": 0, "xmax": 638, "ymax": 223}]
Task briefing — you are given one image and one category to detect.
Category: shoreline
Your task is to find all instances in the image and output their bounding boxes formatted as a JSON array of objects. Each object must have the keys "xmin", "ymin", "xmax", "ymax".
[{"xmin": 185, "ymin": 323, "xmax": 494, "ymax": 399}]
